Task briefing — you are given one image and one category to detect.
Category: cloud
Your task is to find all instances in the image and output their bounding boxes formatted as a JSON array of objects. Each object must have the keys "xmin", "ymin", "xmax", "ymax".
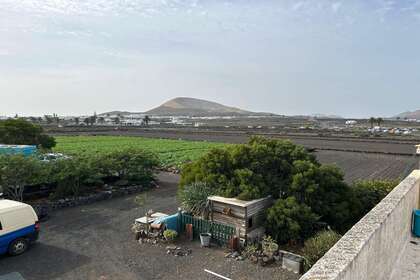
[
  {"xmin": 292, "ymin": 2, "xmax": 305, "ymax": 11},
  {"xmin": 0, "ymin": 49, "xmax": 12, "ymax": 56},
  {"xmin": 331, "ymin": 2, "xmax": 342, "ymax": 13}
]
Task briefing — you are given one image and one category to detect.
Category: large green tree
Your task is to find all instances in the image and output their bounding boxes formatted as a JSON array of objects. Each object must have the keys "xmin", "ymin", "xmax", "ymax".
[
  {"xmin": 0, "ymin": 118, "xmax": 56, "ymax": 149},
  {"xmin": 180, "ymin": 137, "xmax": 317, "ymax": 200},
  {"xmin": 266, "ymin": 197, "xmax": 319, "ymax": 243},
  {"xmin": 289, "ymin": 161, "xmax": 356, "ymax": 232}
]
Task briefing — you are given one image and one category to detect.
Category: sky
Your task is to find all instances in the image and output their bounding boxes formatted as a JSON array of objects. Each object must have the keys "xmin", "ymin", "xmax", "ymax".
[{"xmin": 0, "ymin": 0, "xmax": 419, "ymax": 118}]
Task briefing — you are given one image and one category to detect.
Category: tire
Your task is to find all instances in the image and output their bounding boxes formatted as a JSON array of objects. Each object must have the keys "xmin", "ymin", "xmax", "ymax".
[{"xmin": 8, "ymin": 238, "xmax": 29, "ymax": 256}]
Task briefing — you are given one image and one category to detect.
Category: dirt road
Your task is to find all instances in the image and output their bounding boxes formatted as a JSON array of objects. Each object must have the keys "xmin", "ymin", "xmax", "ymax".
[{"xmin": 0, "ymin": 173, "xmax": 298, "ymax": 280}]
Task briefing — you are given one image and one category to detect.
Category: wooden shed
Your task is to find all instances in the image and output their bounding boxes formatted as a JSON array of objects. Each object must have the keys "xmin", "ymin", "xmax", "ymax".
[{"xmin": 208, "ymin": 195, "xmax": 273, "ymax": 243}]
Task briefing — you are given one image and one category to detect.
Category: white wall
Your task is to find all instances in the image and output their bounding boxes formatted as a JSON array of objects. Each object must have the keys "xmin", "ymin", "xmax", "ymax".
[{"xmin": 300, "ymin": 170, "xmax": 420, "ymax": 280}]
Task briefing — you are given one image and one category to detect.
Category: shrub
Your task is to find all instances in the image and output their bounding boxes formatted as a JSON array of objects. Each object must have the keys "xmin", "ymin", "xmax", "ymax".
[
  {"xmin": 178, "ymin": 182, "xmax": 215, "ymax": 216},
  {"xmin": 302, "ymin": 230, "xmax": 342, "ymax": 271},
  {"xmin": 289, "ymin": 161, "xmax": 356, "ymax": 233},
  {"xmin": 163, "ymin": 230, "xmax": 178, "ymax": 241},
  {"xmin": 242, "ymin": 244, "xmax": 258, "ymax": 258},
  {"xmin": 0, "ymin": 118, "xmax": 56, "ymax": 149},
  {"xmin": 98, "ymin": 149, "xmax": 159, "ymax": 185},
  {"xmin": 261, "ymin": 236, "xmax": 279, "ymax": 256},
  {"xmin": 351, "ymin": 179, "xmax": 399, "ymax": 219},
  {"xmin": 266, "ymin": 197, "xmax": 319, "ymax": 244},
  {"xmin": 0, "ymin": 155, "xmax": 46, "ymax": 201},
  {"xmin": 50, "ymin": 156, "xmax": 102, "ymax": 199},
  {"xmin": 180, "ymin": 136, "xmax": 318, "ymax": 200}
]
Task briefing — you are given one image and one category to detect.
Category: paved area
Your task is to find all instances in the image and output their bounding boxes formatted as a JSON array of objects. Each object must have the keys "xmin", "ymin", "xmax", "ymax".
[
  {"xmin": 390, "ymin": 237, "xmax": 420, "ymax": 280},
  {"xmin": 0, "ymin": 172, "xmax": 298, "ymax": 280}
]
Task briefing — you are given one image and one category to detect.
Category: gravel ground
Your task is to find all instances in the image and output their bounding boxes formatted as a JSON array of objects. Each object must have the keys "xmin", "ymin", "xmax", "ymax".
[{"xmin": 0, "ymin": 172, "xmax": 298, "ymax": 280}]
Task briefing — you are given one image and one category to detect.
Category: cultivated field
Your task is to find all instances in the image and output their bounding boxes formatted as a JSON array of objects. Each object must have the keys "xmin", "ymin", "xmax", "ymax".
[
  {"xmin": 53, "ymin": 134, "xmax": 418, "ymax": 183},
  {"xmin": 315, "ymin": 150, "xmax": 417, "ymax": 182},
  {"xmin": 54, "ymin": 136, "xmax": 227, "ymax": 168}
]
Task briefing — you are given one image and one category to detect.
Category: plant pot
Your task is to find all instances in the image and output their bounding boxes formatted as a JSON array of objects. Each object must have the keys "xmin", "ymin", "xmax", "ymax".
[{"xmin": 200, "ymin": 233, "xmax": 211, "ymax": 247}]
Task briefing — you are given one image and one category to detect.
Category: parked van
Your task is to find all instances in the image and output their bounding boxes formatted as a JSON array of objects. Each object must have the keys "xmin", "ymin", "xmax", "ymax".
[{"xmin": 0, "ymin": 199, "xmax": 40, "ymax": 255}]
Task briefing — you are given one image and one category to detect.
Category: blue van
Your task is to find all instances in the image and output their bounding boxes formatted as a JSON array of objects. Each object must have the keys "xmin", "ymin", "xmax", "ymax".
[{"xmin": 0, "ymin": 199, "xmax": 40, "ymax": 255}]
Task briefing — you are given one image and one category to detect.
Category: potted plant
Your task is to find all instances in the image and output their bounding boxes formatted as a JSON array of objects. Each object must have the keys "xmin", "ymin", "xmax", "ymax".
[{"xmin": 163, "ymin": 229, "xmax": 178, "ymax": 242}]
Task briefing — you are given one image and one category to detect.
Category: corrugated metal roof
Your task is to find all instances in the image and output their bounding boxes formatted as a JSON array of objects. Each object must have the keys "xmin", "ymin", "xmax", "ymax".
[{"xmin": 207, "ymin": 195, "xmax": 272, "ymax": 208}]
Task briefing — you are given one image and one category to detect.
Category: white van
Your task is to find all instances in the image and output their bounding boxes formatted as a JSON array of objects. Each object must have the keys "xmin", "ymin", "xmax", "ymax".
[{"xmin": 0, "ymin": 199, "xmax": 40, "ymax": 255}]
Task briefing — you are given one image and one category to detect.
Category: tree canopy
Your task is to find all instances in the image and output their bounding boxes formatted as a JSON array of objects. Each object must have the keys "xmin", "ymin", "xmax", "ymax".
[
  {"xmin": 180, "ymin": 136, "xmax": 317, "ymax": 200},
  {"xmin": 179, "ymin": 136, "xmax": 395, "ymax": 243},
  {"xmin": 0, "ymin": 118, "xmax": 56, "ymax": 149}
]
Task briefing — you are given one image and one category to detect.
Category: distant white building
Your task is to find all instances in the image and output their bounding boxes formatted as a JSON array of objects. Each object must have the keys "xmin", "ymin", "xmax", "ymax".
[{"xmin": 345, "ymin": 120, "xmax": 358, "ymax": 125}]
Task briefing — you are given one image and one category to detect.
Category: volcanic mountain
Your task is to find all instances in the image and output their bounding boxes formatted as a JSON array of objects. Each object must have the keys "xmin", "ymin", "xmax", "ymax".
[
  {"xmin": 393, "ymin": 109, "xmax": 420, "ymax": 120},
  {"xmin": 145, "ymin": 97, "xmax": 271, "ymax": 117}
]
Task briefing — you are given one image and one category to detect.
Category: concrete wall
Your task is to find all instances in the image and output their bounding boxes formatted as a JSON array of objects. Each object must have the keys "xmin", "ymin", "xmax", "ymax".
[{"xmin": 300, "ymin": 170, "xmax": 420, "ymax": 280}]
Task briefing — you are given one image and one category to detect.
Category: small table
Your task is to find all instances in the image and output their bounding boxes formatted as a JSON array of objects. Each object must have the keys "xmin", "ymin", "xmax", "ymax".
[{"xmin": 135, "ymin": 212, "xmax": 169, "ymax": 225}]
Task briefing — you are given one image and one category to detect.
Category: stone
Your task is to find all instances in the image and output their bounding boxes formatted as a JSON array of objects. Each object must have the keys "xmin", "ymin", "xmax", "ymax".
[{"xmin": 250, "ymin": 255, "xmax": 259, "ymax": 264}]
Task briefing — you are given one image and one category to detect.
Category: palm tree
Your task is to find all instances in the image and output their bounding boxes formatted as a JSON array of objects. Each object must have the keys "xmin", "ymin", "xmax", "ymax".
[
  {"xmin": 143, "ymin": 115, "xmax": 151, "ymax": 126},
  {"xmin": 376, "ymin": 117, "xmax": 383, "ymax": 127},
  {"xmin": 83, "ymin": 117, "xmax": 90, "ymax": 126},
  {"xmin": 369, "ymin": 117, "xmax": 376, "ymax": 129},
  {"xmin": 44, "ymin": 115, "xmax": 54, "ymax": 124}
]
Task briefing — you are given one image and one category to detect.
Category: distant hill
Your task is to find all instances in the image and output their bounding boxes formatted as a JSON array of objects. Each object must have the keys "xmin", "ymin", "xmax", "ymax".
[
  {"xmin": 312, "ymin": 114, "xmax": 343, "ymax": 119},
  {"xmin": 99, "ymin": 111, "xmax": 134, "ymax": 116},
  {"xmin": 393, "ymin": 110, "xmax": 420, "ymax": 120},
  {"xmin": 145, "ymin": 97, "xmax": 272, "ymax": 117}
]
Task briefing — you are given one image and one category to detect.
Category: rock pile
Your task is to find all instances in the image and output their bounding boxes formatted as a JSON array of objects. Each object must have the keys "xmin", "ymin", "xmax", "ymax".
[{"xmin": 166, "ymin": 246, "xmax": 192, "ymax": 257}]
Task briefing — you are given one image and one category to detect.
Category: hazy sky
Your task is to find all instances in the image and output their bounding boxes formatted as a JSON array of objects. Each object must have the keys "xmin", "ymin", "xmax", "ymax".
[{"xmin": 1, "ymin": 0, "xmax": 419, "ymax": 117}]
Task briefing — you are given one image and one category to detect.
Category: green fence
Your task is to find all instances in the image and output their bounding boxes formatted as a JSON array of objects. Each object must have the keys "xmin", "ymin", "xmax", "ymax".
[{"xmin": 179, "ymin": 213, "xmax": 235, "ymax": 246}]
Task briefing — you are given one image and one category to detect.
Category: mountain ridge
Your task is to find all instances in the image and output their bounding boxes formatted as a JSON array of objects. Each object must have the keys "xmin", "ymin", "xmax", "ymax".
[
  {"xmin": 146, "ymin": 97, "xmax": 262, "ymax": 116},
  {"xmin": 393, "ymin": 109, "xmax": 420, "ymax": 120},
  {"xmin": 99, "ymin": 97, "xmax": 275, "ymax": 117}
]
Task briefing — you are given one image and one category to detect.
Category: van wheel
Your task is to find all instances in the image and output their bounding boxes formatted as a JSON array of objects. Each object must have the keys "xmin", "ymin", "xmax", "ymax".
[{"xmin": 8, "ymin": 238, "xmax": 29, "ymax": 256}]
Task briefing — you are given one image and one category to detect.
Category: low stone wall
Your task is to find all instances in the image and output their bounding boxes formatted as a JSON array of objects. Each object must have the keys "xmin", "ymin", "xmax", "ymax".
[
  {"xmin": 300, "ymin": 170, "xmax": 420, "ymax": 280},
  {"xmin": 31, "ymin": 185, "xmax": 145, "ymax": 218}
]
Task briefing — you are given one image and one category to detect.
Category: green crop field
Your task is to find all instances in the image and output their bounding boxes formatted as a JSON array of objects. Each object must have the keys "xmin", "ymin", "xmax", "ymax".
[{"xmin": 54, "ymin": 136, "xmax": 228, "ymax": 168}]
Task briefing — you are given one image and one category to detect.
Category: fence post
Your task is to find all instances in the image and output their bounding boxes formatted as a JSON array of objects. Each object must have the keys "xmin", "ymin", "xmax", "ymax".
[{"xmin": 177, "ymin": 207, "xmax": 182, "ymax": 233}]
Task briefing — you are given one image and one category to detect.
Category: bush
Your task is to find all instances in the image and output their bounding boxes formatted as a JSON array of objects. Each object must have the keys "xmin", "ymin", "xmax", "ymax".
[
  {"xmin": 97, "ymin": 149, "xmax": 159, "ymax": 186},
  {"xmin": 0, "ymin": 147, "xmax": 159, "ymax": 201},
  {"xmin": 178, "ymin": 182, "xmax": 215, "ymax": 216},
  {"xmin": 163, "ymin": 230, "xmax": 178, "ymax": 241},
  {"xmin": 242, "ymin": 244, "xmax": 258, "ymax": 258},
  {"xmin": 0, "ymin": 118, "xmax": 56, "ymax": 149},
  {"xmin": 289, "ymin": 161, "xmax": 356, "ymax": 233},
  {"xmin": 50, "ymin": 156, "xmax": 102, "ymax": 199},
  {"xmin": 351, "ymin": 179, "xmax": 398, "ymax": 220},
  {"xmin": 0, "ymin": 155, "xmax": 47, "ymax": 201},
  {"xmin": 261, "ymin": 236, "xmax": 279, "ymax": 256},
  {"xmin": 302, "ymin": 230, "xmax": 342, "ymax": 271},
  {"xmin": 180, "ymin": 136, "xmax": 318, "ymax": 200},
  {"xmin": 266, "ymin": 197, "xmax": 319, "ymax": 244}
]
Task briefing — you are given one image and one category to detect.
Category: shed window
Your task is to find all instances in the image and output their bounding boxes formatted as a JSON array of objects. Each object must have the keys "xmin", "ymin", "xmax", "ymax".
[{"xmin": 248, "ymin": 217, "xmax": 253, "ymax": 228}]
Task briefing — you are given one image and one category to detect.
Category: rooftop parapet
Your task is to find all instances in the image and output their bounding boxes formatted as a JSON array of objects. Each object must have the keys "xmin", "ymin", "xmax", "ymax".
[{"xmin": 300, "ymin": 170, "xmax": 420, "ymax": 280}]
